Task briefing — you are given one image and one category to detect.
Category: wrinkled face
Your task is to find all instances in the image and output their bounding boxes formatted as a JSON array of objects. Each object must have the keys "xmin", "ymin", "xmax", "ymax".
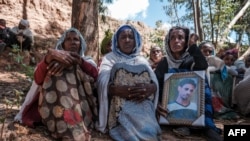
[
  {"xmin": 201, "ymin": 44, "xmax": 214, "ymax": 57},
  {"xmin": 223, "ymin": 54, "xmax": 235, "ymax": 66},
  {"xmin": 169, "ymin": 29, "xmax": 186, "ymax": 58},
  {"xmin": 118, "ymin": 29, "xmax": 135, "ymax": 55},
  {"xmin": 178, "ymin": 84, "xmax": 195, "ymax": 101},
  {"xmin": 63, "ymin": 31, "xmax": 81, "ymax": 53},
  {"xmin": 150, "ymin": 47, "xmax": 163, "ymax": 63}
]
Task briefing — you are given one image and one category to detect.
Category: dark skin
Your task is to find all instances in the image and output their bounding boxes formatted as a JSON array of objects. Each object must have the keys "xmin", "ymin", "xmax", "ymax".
[
  {"xmin": 150, "ymin": 47, "xmax": 163, "ymax": 69},
  {"xmin": 45, "ymin": 31, "xmax": 83, "ymax": 75},
  {"xmin": 156, "ymin": 29, "xmax": 193, "ymax": 119},
  {"xmin": 109, "ymin": 28, "xmax": 157, "ymax": 102},
  {"xmin": 169, "ymin": 29, "xmax": 186, "ymax": 59}
]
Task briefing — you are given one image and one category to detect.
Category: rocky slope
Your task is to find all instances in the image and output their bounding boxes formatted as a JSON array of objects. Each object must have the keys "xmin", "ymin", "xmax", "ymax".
[{"xmin": 0, "ymin": 0, "xmax": 166, "ymax": 59}]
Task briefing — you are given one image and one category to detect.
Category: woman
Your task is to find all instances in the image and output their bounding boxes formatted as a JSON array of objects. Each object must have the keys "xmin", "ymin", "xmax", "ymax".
[
  {"xmin": 96, "ymin": 24, "xmax": 161, "ymax": 141},
  {"xmin": 154, "ymin": 26, "xmax": 222, "ymax": 141},
  {"xmin": 148, "ymin": 46, "xmax": 164, "ymax": 71},
  {"xmin": 234, "ymin": 67, "xmax": 250, "ymax": 115},
  {"xmin": 34, "ymin": 28, "xmax": 98, "ymax": 140},
  {"xmin": 198, "ymin": 41, "xmax": 239, "ymax": 120}
]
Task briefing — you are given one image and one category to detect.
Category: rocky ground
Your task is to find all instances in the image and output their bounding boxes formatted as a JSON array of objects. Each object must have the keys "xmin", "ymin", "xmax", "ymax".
[{"xmin": 0, "ymin": 47, "xmax": 250, "ymax": 141}]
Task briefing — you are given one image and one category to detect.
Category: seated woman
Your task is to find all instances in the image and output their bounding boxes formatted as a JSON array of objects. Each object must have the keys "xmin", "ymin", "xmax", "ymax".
[
  {"xmin": 234, "ymin": 67, "xmax": 250, "ymax": 116},
  {"xmin": 148, "ymin": 46, "xmax": 164, "ymax": 71},
  {"xmin": 98, "ymin": 30, "xmax": 113, "ymax": 69},
  {"xmin": 96, "ymin": 24, "xmax": 161, "ymax": 141},
  {"xmin": 155, "ymin": 26, "xmax": 223, "ymax": 141},
  {"xmin": 220, "ymin": 48, "xmax": 239, "ymax": 76},
  {"xmin": 198, "ymin": 41, "xmax": 239, "ymax": 120},
  {"xmin": 15, "ymin": 28, "xmax": 98, "ymax": 141}
]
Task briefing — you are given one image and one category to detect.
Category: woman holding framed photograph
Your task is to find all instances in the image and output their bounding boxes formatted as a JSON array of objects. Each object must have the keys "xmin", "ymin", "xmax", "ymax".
[{"xmin": 154, "ymin": 26, "xmax": 222, "ymax": 141}]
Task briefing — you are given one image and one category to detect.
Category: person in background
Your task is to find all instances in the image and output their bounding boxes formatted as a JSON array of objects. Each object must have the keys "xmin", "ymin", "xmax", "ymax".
[
  {"xmin": 96, "ymin": 24, "xmax": 161, "ymax": 141},
  {"xmin": 198, "ymin": 41, "xmax": 226, "ymax": 85},
  {"xmin": 16, "ymin": 28, "xmax": 98, "ymax": 141},
  {"xmin": 199, "ymin": 41, "xmax": 239, "ymax": 120},
  {"xmin": 188, "ymin": 33, "xmax": 199, "ymax": 46},
  {"xmin": 11, "ymin": 19, "xmax": 34, "ymax": 51},
  {"xmin": 220, "ymin": 48, "xmax": 239, "ymax": 76},
  {"xmin": 244, "ymin": 54, "xmax": 250, "ymax": 68},
  {"xmin": 0, "ymin": 19, "xmax": 13, "ymax": 52},
  {"xmin": 154, "ymin": 26, "xmax": 223, "ymax": 141},
  {"xmin": 98, "ymin": 30, "xmax": 113, "ymax": 69},
  {"xmin": 233, "ymin": 66, "xmax": 250, "ymax": 116},
  {"xmin": 234, "ymin": 53, "xmax": 250, "ymax": 76},
  {"xmin": 148, "ymin": 46, "xmax": 164, "ymax": 71}
]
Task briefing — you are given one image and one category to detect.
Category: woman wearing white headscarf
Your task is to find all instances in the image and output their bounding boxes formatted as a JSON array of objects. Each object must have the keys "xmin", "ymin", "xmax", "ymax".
[
  {"xmin": 15, "ymin": 28, "xmax": 98, "ymax": 141},
  {"xmin": 198, "ymin": 41, "xmax": 239, "ymax": 120},
  {"xmin": 96, "ymin": 24, "xmax": 161, "ymax": 141}
]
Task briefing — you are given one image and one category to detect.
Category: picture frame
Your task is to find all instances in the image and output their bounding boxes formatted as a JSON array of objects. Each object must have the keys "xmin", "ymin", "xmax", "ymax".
[{"xmin": 159, "ymin": 71, "xmax": 205, "ymax": 127}]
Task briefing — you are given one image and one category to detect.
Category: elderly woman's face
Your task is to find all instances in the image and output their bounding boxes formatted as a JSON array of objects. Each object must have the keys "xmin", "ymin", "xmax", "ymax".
[
  {"xmin": 118, "ymin": 29, "xmax": 135, "ymax": 55},
  {"xmin": 150, "ymin": 47, "xmax": 163, "ymax": 63},
  {"xmin": 169, "ymin": 29, "xmax": 186, "ymax": 58},
  {"xmin": 63, "ymin": 31, "xmax": 81, "ymax": 53},
  {"xmin": 201, "ymin": 44, "xmax": 214, "ymax": 57}
]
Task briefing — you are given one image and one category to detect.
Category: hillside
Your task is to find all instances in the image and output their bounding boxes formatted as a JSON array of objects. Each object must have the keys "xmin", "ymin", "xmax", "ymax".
[{"xmin": 0, "ymin": 0, "xmax": 165, "ymax": 61}]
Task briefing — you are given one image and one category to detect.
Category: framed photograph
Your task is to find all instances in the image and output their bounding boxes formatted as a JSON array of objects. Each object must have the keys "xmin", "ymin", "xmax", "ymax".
[{"xmin": 159, "ymin": 71, "xmax": 205, "ymax": 127}]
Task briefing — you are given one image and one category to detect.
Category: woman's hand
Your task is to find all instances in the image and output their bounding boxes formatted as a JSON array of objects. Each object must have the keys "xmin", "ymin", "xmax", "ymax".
[
  {"xmin": 156, "ymin": 104, "xmax": 168, "ymax": 121},
  {"xmin": 70, "ymin": 52, "xmax": 83, "ymax": 65},
  {"xmin": 109, "ymin": 83, "xmax": 156, "ymax": 103},
  {"xmin": 47, "ymin": 61, "xmax": 66, "ymax": 75},
  {"xmin": 127, "ymin": 83, "xmax": 156, "ymax": 102},
  {"xmin": 45, "ymin": 49, "xmax": 75, "ymax": 66}
]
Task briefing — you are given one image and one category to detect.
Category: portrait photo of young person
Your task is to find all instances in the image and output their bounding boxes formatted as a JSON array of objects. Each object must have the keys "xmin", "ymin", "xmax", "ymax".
[
  {"xmin": 160, "ymin": 71, "xmax": 206, "ymax": 127},
  {"xmin": 167, "ymin": 78, "xmax": 198, "ymax": 120}
]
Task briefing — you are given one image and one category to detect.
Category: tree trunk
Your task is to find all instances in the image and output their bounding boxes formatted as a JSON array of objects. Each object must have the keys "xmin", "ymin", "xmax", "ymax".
[
  {"xmin": 221, "ymin": 0, "xmax": 250, "ymax": 44},
  {"xmin": 192, "ymin": 0, "xmax": 203, "ymax": 41},
  {"xmin": 196, "ymin": 0, "xmax": 203, "ymax": 41},
  {"xmin": 192, "ymin": 0, "xmax": 198, "ymax": 33},
  {"xmin": 208, "ymin": 0, "xmax": 214, "ymax": 43},
  {"xmin": 71, "ymin": 0, "xmax": 99, "ymax": 63}
]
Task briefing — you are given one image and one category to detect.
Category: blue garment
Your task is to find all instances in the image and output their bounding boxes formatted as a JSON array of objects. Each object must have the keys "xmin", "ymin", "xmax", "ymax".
[
  {"xmin": 96, "ymin": 24, "xmax": 161, "ymax": 140},
  {"xmin": 108, "ymin": 63, "xmax": 161, "ymax": 141},
  {"xmin": 109, "ymin": 100, "xmax": 161, "ymax": 141}
]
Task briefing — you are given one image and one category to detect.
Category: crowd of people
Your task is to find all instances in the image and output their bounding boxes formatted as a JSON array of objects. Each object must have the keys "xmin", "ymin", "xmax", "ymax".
[{"xmin": 9, "ymin": 19, "xmax": 250, "ymax": 141}]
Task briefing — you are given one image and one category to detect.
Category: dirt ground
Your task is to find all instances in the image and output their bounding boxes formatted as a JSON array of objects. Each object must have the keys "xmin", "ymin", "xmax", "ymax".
[{"xmin": 0, "ymin": 48, "xmax": 250, "ymax": 141}]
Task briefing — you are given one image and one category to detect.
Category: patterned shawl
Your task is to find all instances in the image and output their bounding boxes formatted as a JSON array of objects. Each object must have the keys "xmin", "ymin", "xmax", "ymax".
[{"xmin": 96, "ymin": 24, "xmax": 159, "ymax": 133}]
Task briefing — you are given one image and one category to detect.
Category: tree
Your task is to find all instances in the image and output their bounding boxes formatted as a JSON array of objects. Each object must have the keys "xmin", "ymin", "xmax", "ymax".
[
  {"xmin": 72, "ymin": 0, "xmax": 99, "ymax": 62},
  {"xmin": 71, "ymin": 0, "xmax": 113, "ymax": 62},
  {"xmin": 221, "ymin": 0, "xmax": 250, "ymax": 44}
]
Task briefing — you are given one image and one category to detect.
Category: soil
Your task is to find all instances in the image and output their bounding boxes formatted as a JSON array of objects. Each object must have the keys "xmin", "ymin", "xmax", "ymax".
[{"xmin": 0, "ymin": 47, "xmax": 250, "ymax": 141}]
